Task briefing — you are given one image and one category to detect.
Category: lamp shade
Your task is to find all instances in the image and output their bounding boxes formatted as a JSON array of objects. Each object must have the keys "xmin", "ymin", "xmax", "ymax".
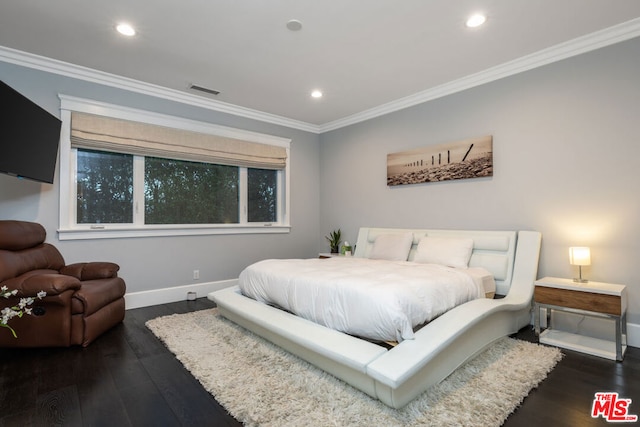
[{"xmin": 569, "ymin": 247, "xmax": 591, "ymax": 266}]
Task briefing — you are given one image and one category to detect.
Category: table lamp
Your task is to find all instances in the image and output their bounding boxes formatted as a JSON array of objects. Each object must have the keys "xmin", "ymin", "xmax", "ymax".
[{"xmin": 569, "ymin": 246, "xmax": 591, "ymax": 283}]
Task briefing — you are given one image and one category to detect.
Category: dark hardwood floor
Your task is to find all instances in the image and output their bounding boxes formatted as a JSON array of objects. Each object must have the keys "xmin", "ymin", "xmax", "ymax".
[
  {"xmin": 1, "ymin": 299, "xmax": 638, "ymax": 426},
  {"xmin": 0, "ymin": 299, "xmax": 240, "ymax": 427}
]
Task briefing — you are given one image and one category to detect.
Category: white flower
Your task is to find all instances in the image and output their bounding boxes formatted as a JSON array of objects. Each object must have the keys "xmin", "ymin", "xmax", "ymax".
[
  {"xmin": 1, "ymin": 307, "xmax": 17, "ymax": 321},
  {"xmin": 1, "ymin": 287, "xmax": 18, "ymax": 298},
  {"xmin": 18, "ymin": 297, "xmax": 35, "ymax": 309},
  {"xmin": 1, "ymin": 288, "xmax": 47, "ymax": 338}
]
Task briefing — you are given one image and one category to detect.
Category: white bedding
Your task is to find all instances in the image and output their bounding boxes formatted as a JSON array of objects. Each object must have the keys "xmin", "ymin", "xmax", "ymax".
[{"xmin": 238, "ymin": 257, "xmax": 490, "ymax": 342}]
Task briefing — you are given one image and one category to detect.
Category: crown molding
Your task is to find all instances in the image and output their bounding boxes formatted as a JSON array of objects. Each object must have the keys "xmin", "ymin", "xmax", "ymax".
[
  {"xmin": 2, "ymin": 17, "xmax": 639, "ymax": 135},
  {"xmin": 0, "ymin": 45, "xmax": 322, "ymax": 134},
  {"xmin": 319, "ymin": 17, "xmax": 640, "ymax": 133}
]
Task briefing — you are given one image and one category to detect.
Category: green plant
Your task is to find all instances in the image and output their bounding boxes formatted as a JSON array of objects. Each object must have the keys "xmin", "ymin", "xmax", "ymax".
[{"xmin": 325, "ymin": 229, "xmax": 342, "ymax": 253}]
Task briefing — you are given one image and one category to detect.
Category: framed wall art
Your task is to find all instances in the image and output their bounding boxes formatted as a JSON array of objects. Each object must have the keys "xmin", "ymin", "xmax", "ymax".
[{"xmin": 387, "ymin": 135, "xmax": 493, "ymax": 186}]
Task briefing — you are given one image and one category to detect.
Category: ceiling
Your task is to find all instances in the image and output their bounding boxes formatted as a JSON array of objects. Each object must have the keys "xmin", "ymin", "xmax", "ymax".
[{"xmin": 2, "ymin": 1, "xmax": 640, "ymax": 132}]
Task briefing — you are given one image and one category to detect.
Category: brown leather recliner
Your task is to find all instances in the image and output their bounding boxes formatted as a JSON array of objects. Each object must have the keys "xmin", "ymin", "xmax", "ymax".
[{"xmin": 0, "ymin": 220, "xmax": 126, "ymax": 347}]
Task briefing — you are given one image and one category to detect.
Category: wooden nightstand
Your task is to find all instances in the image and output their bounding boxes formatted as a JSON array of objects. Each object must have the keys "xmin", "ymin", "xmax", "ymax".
[{"xmin": 534, "ymin": 276, "xmax": 628, "ymax": 361}]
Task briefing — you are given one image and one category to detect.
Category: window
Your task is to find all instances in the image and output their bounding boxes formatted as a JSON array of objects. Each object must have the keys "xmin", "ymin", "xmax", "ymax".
[
  {"xmin": 247, "ymin": 168, "xmax": 278, "ymax": 223},
  {"xmin": 59, "ymin": 96, "xmax": 290, "ymax": 240},
  {"xmin": 144, "ymin": 157, "xmax": 239, "ymax": 225},
  {"xmin": 77, "ymin": 149, "xmax": 133, "ymax": 224}
]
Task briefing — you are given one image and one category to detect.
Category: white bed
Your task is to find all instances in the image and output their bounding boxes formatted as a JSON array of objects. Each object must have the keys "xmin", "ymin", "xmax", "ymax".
[
  {"xmin": 240, "ymin": 257, "xmax": 494, "ymax": 342},
  {"xmin": 209, "ymin": 227, "xmax": 541, "ymax": 408}
]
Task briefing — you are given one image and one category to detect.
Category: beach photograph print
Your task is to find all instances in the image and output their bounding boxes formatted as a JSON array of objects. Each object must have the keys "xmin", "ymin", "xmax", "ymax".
[{"xmin": 387, "ymin": 135, "xmax": 493, "ymax": 186}]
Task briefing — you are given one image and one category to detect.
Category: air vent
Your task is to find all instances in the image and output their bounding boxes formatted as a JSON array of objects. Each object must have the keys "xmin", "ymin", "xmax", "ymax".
[{"xmin": 189, "ymin": 84, "xmax": 220, "ymax": 96}]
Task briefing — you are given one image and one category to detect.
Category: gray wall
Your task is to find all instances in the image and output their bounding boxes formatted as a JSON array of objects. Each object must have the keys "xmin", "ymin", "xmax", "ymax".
[
  {"xmin": 319, "ymin": 37, "xmax": 640, "ymax": 324},
  {"xmin": 0, "ymin": 62, "xmax": 321, "ymax": 293}
]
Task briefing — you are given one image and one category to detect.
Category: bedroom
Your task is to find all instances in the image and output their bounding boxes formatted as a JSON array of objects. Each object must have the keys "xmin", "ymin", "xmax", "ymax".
[{"xmin": 1, "ymin": 2, "xmax": 640, "ymax": 425}]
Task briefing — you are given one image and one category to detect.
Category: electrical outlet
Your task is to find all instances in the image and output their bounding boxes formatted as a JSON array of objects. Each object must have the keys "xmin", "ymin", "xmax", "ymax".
[{"xmin": 193, "ymin": 270, "xmax": 200, "ymax": 280}]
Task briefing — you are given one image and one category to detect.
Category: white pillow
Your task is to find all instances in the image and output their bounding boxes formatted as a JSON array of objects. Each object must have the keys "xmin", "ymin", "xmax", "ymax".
[
  {"xmin": 414, "ymin": 236, "xmax": 474, "ymax": 268},
  {"xmin": 369, "ymin": 233, "xmax": 414, "ymax": 261}
]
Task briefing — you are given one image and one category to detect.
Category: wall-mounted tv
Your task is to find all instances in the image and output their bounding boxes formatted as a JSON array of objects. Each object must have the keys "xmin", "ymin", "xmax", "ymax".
[{"xmin": 0, "ymin": 80, "xmax": 62, "ymax": 184}]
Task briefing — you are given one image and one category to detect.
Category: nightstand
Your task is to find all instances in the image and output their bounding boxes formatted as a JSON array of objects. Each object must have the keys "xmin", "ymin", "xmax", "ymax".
[
  {"xmin": 534, "ymin": 276, "xmax": 627, "ymax": 361},
  {"xmin": 318, "ymin": 253, "xmax": 348, "ymax": 259}
]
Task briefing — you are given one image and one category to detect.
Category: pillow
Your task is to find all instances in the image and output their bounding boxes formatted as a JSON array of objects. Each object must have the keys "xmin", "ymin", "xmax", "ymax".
[
  {"xmin": 369, "ymin": 233, "xmax": 414, "ymax": 261},
  {"xmin": 414, "ymin": 236, "xmax": 474, "ymax": 268}
]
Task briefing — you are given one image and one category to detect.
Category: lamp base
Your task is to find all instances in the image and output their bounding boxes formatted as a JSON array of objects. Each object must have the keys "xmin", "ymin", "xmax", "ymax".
[{"xmin": 572, "ymin": 265, "xmax": 588, "ymax": 283}]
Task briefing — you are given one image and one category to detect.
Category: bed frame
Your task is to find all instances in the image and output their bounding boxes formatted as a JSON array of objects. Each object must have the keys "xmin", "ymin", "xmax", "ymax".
[{"xmin": 208, "ymin": 227, "xmax": 541, "ymax": 408}]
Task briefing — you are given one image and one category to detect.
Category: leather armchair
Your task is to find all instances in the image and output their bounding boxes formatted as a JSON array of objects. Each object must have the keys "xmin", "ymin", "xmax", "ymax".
[{"xmin": 0, "ymin": 220, "xmax": 126, "ymax": 347}]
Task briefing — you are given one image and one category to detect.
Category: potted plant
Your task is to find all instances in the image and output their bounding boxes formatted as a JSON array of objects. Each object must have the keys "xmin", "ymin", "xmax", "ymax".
[{"xmin": 325, "ymin": 229, "xmax": 342, "ymax": 254}]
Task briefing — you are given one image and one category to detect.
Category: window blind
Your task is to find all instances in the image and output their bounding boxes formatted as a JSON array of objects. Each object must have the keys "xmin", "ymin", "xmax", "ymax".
[{"xmin": 70, "ymin": 112, "xmax": 287, "ymax": 169}]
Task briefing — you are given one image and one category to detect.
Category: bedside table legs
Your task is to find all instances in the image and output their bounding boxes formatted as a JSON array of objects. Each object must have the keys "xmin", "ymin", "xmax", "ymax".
[
  {"xmin": 615, "ymin": 312, "xmax": 628, "ymax": 362},
  {"xmin": 533, "ymin": 303, "xmax": 550, "ymax": 336}
]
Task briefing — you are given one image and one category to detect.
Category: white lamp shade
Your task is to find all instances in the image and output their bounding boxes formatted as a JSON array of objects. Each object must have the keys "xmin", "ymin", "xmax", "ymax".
[{"xmin": 569, "ymin": 247, "xmax": 591, "ymax": 266}]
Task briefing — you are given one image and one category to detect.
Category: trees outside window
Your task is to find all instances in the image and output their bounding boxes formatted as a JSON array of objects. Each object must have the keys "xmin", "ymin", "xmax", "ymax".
[
  {"xmin": 145, "ymin": 157, "xmax": 239, "ymax": 224},
  {"xmin": 248, "ymin": 168, "xmax": 277, "ymax": 223},
  {"xmin": 76, "ymin": 149, "xmax": 279, "ymax": 226},
  {"xmin": 77, "ymin": 149, "xmax": 133, "ymax": 224}
]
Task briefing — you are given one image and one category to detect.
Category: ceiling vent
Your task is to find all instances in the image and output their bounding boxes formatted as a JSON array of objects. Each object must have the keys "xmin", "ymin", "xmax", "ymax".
[{"xmin": 189, "ymin": 84, "xmax": 220, "ymax": 96}]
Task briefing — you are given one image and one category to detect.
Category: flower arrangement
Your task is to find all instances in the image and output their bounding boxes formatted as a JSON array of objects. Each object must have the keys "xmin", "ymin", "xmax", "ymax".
[{"xmin": 1, "ymin": 285, "xmax": 46, "ymax": 338}]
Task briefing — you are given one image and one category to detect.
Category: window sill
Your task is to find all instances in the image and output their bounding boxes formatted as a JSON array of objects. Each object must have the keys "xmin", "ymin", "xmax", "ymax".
[{"xmin": 57, "ymin": 224, "xmax": 291, "ymax": 240}]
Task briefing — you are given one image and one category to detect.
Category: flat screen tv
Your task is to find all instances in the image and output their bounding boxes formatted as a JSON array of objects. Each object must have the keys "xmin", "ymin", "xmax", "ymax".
[{"xmin": 0, "ymin": 80, "xmax": 62, "ymax": 184}]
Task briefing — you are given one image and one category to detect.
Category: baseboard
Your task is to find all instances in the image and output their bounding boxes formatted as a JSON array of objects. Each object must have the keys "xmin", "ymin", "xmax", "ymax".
[{"xmin": 124, "ymin": 279, "xmax": 238, "ymax": 310}]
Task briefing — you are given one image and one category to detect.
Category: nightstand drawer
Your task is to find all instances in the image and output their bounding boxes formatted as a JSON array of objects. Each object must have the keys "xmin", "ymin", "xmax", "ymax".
[{"xmin": 534, "ymin": 286, "xmax": 621, "ymax": 315}]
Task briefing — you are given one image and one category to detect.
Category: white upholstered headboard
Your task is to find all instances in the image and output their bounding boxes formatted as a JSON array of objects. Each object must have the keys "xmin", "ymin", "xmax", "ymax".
[{"xmin": 354, "ymin": 227, "xmax": 517, "ymax": 296}]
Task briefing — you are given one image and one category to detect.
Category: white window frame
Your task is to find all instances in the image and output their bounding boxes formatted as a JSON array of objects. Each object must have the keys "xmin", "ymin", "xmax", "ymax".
[{"xmin": 58, "ymin": 95, "xmax": 290, "ymax": 240}]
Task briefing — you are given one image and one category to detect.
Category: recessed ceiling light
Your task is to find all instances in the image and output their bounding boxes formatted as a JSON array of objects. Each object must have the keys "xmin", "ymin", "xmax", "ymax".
[
  {"xmin": 311, "ymin": 90, "xmax": 323, "ymax": 99},
  {"xmin": 116, "ymin": 23, "xmax": 136, "ymax": 37},
  {"xmin": 465, "ymin": 14, "xmax": 487, "ymax": 28}
]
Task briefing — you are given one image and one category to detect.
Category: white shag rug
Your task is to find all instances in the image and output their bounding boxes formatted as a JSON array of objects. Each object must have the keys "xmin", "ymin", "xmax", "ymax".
[{"xmin": 146, "ymin": 308, "xmax": 562, "ymax": 427}]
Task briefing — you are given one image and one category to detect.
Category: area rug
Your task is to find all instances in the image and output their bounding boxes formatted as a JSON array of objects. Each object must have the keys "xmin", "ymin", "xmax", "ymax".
[{"xmin": 146, "ymin": 308, "xmax": 562, "ymax": 427}]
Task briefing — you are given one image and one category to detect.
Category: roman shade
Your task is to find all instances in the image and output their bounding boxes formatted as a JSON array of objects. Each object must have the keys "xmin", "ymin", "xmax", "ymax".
[{"xmin": 70, "ymin": 112, "xmax": 287, "ymax": 169}]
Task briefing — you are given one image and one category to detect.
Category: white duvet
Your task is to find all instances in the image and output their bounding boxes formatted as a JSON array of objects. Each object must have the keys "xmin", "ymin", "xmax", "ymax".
[{"xmin": 238, "ymin": 257, "xmax": 487, "ymax": 342}]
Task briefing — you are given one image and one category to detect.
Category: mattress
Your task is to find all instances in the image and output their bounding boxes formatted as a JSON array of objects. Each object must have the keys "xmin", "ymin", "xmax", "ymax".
[
  {"xmin": 238, "ymin": 257, "xmax": 493, "ymax": 342},
  {"xmin": 467, "ymin": 266, "xmax": 496, "ymax": 297}
]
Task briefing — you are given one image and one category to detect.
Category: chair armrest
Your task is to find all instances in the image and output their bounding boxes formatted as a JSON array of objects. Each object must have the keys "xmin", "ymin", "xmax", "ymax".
[
  {"xmin": 3, "ymin": 271, "xmax": 81, "ymax": 296},
  {"xmin": 60, "ymin": 262, "xmax": 120, "ymax": 281}
]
